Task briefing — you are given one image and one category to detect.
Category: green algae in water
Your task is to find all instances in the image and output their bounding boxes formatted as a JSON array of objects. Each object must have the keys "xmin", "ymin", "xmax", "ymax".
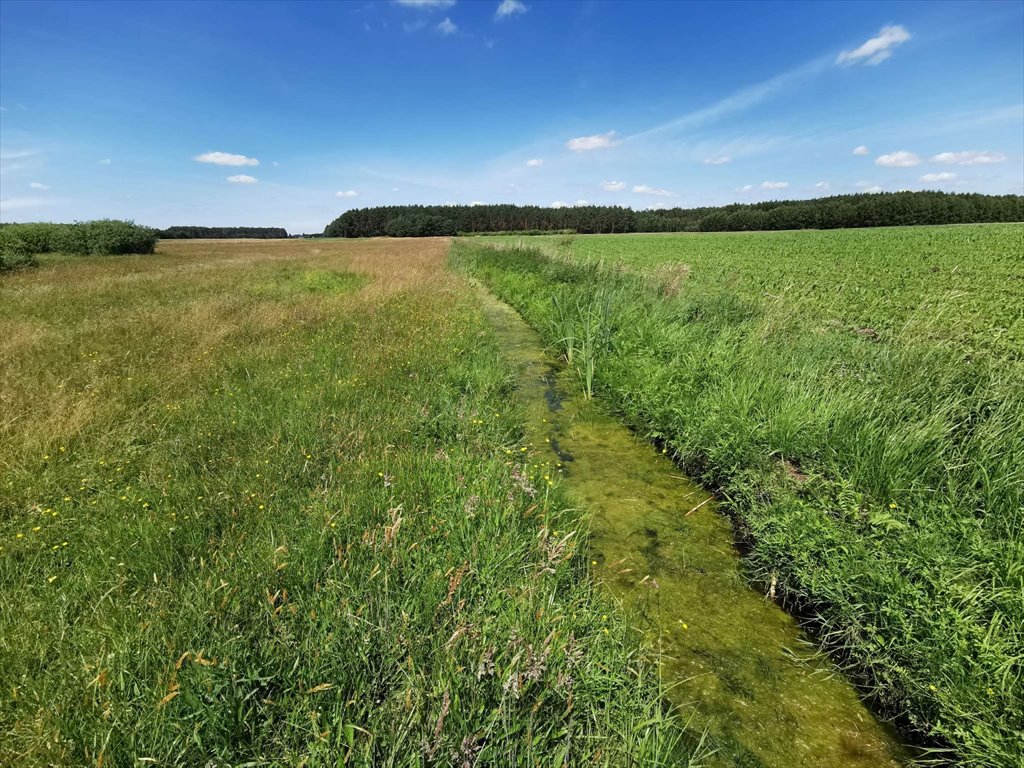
[{"xmin": 477, "ymin": 286, "xmax": 911, "ymax": 768}]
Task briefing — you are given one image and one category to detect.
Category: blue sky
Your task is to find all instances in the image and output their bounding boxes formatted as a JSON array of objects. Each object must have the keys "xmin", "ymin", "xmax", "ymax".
[{"xmin": 1, "ymin": 0, "xmax": 1022, "ymax": 233}]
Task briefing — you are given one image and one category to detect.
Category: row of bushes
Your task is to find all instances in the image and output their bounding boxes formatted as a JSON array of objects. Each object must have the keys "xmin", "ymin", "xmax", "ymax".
[{"xmin": 0, "ymin": 220, "xmax": 158, "ymax": 271}]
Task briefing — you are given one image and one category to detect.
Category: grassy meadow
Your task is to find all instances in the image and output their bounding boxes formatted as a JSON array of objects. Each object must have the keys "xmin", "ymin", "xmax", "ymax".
[
  {"xmin": 455, "ymin": 223, "xmax": 1024, "ymax": 767},
  {"xmin": 0, "ymin": 240, "xmax": 689, "ymax": 766}
]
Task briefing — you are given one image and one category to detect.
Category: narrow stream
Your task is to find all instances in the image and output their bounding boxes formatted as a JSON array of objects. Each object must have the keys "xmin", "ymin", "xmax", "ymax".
[{"xmin": 478, "ymin": 286, "xmax": 911, "ymax": 768}]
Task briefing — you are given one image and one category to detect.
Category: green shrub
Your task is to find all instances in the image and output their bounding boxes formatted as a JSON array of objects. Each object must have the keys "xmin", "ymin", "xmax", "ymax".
[
  {"xmin": 0, "ymin": 226, "xmax": 40, "ymax": 271},
  {"xmin": 0, "ymin": 220, "xmax": 158, "ymax": 266},
  {"xmin": 64, "ymin": 219, "xmax": 158, "ymax": 255}
]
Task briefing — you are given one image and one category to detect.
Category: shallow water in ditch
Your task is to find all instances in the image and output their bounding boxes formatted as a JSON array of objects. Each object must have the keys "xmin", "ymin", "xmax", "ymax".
[{"xmin": 478, "ymin": 287, "xmax": 911, "ymax": 768}]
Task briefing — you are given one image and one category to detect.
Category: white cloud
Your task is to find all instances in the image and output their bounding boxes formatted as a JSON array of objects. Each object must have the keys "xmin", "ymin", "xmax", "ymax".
[
  {"xmin": 29, "ymin": 182, "xmax": 49, "ymax": 190},
  {"xmin": 195, "ymin": 151, "xmax": 259, "ymax": 167},
  {"xmin": 469, "ymin": 200, "xmax": 488, "ymax": 206},
  {"xmin": 496, "ymin": 0, "xmax": 527, "ymax": 18},
  {"xmin": 859, "ymin": 185, "xmax": 884, "ymax": 193},
  {"xmin": 566, "ymin": 131, "xmax": 619, "ymax": 152},
  {"xmin": 739, "ymin": 184, "xmax": 754, "ymax": 192},
  {"xmin": 335, "ymin": 190, "xmax": 358, "ymax": 198},
  {"xmin": 760, "ymin": 181, "xmax": 789, "ymax": 190},
  {"xmin": 853, "ymin": 145, "xmax": 870, "ymax": 156},
  {"xmin": 0, "ymin": 149, "xmax": 37, "ymax": 160},
  {"xmin": 396, "ymin": 0, "xmax": 456, "ymax": 7},
  {"xmin": 629, "ymin": 57, "xmax": 832, "ymax": 144},
  {"xmin": 526, "ymin": 158, "xmax": 544, "ymax": 167},
  {"xmin": 550, "ymin": 201, "xmax": 570, "ymax": 208},
  {"xmin": 931, "ymin": 150, "xmax": 1007, "ymax": 165},
  {"xmin": 920, "ymin": 172, "xmax": 956, "ymax": 182},
  {"xmin": 855, "ymin": 181, "xmax": 885, "ymax": 193},
  {"xmin": 815, "ymin": 181, "xmax": 830, "ymax": 190},
  {"xmin": 436, "ymin": 17, "xmax": 457, "ymax": 35},
  {"xmin": 0, "ymin": 196, "xmax": 54, "ymax": 212},
  {"xmin": 600, "ymin": 180, "xmax": 626, "ymax": 191},
  {"xmin": 98, "ymin": 158, "xmax": 112, "ymax": 165},
  {"xmin": 875, "ymin": 150, "xmax": 921, "ymax": 167},
  {"xmin": 272, "ymin": 161, "xmax": 280, "ymax": 167},
  {"xmin": 837, "ymin": 25, "xmax": 910, "ymax": 66},
  {"xmin": 703, "ymin": 155, "xmax": 731, "ymax": 165},
  {"xmin": 633, "ymin": 184, "xmax": 673, "ymax": 196},
  {"xmin": 227, "ymin": 174, "xmax": 258, "ymax": 184},
  {"xmin": 576, "ymin": 199, "xmax": 589, "ymax": 206}
]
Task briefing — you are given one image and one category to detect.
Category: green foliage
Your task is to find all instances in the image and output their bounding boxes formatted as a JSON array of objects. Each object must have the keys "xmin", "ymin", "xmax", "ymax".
[
  {"xmin": 323, "ymin": 192, "xmax": 1024, "ymax": 237},
  {"xmin": 454, "ymin": 224, "xmax": 1024, "ymax": 767},
  {"xmin": 383, "ymin": 213, "xmax": 458, "ymax": 237},
  {"xmin": 159, "ymin": 226, "xmax": 289, "ymax": 239},
  {"xmin": 0, "ymin": 220, "xmax": 158, "ymax": 263},
  {"xmin": 0, "ymin": 226, "xmax": 41, "ymax": 271},
  {"xmin": 551, "ymin": 290, "xmax": 614, "ymax": 399}
]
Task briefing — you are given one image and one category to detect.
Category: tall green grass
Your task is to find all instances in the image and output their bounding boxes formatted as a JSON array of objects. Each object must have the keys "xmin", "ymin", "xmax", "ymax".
[
  {"xmin": 453, "ymin": 229, "xmax": 1024, "ymax": 768},
  {"xmin": 1, "ymin": 243, "xmax": 691, "ymax": 766}
]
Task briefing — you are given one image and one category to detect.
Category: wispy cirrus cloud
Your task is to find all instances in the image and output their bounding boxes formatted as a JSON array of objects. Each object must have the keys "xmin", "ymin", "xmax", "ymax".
[
  {"xmin": 626, "ymin": 56, "xmax": 832, "ymax": 143},
  {"xmin": 0, "ymin": 195, "xmax": 56, "ymax": 213},
  {"xmin": 921, "ymin": 172, "xmax": 956, "ymax": 182},
  {"xmin": 436, "ymin": 17, "xmax": 457, "ymax": 35},
  {"xmin": 567, "ymin": 131, "xmax": 620, "ymax": 152},
  {"xmin": 703, "ymin": 155, "xmax": 731, "ymax": 165},
  {"xmin": 600, "ymin": 180, "xmax": 625, "ymax": 191},
  {"xmin": 29, "ymin": 181, "xmax": 49, "ymax": 190},
  {"xmin": 525, "ymin": 158, "xmax": 544, "ymax": 167},
  {"xmin": 196, "ymin": 151, "xmax": 259, "ymax": 166},
  {"xmin": 760, "ymin": 180, "xmax": 788, "ymax": 190},
  {"xmin": 852, "ymin": 145, "xmax": 870, "ymax": 156},
  {"xmin": 227, "ymin": 174, "xmax": 258, "ymax": 184},
  {"xmin": 931, "ymin": 150, "xmax": 1007, "ymax": 165},
  {"xmin": 837, "ymin": 25, "xmax": 910, "ymax": 66},
  {"xmin": 395, "ymin": 0, "xmax": 456, "ymax": 8},
  {"xmin": 335, "ymin": 190, "xmax": 358, "ymax": 198},
  {"xmin": 633, "ymin": 184, "xmax": 673, "ymax": 196}
]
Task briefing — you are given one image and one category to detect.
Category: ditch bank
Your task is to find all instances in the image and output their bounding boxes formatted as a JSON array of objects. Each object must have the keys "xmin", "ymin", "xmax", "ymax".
[{"xmin": 477, "ymin": 284, "xmax": 911, "ymax": 768}]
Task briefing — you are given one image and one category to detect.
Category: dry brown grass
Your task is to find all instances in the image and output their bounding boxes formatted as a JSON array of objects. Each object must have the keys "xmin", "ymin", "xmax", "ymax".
[{"xmin": 0, "ymin": 237, "xmax": 453, "ymax": 461}]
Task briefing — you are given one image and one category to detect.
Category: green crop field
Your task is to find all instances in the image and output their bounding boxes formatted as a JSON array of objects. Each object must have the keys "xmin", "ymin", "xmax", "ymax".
[
  {"xmin": 457, "ymin": 223, "xmax": 1024, "ymax": 767},
  {"xmin": 0, "ymin": 240, "xmax": 689, "ymax": 767}
]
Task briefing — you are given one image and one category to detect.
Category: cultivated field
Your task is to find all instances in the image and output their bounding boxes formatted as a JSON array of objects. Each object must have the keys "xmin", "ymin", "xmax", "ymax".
[
  {"xmin": 0, "ymin": 240, "xmax": 687, "ymax": 766},
  {"xmin": 457, "ymin": 223, "xmax": 1024, "ymax": 767}
]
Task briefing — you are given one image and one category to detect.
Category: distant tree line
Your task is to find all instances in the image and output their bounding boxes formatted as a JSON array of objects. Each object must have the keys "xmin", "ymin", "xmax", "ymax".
[
  {"xmin": 1, "ymin": 220, "xmax": 158, "ymax": 271},
  {"xmin": 158, "ymin": 226, "xmax": 289, "ymax": 239},
  {"xmin": 323, "ymin": 192, "xmax": 1024, "ymax": 238}
]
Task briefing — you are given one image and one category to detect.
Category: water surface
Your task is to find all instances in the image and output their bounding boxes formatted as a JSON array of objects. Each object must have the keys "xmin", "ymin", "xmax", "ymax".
[{"xmin": 478, "ymin": 286, "xmax": 910, "ymax": 768}]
